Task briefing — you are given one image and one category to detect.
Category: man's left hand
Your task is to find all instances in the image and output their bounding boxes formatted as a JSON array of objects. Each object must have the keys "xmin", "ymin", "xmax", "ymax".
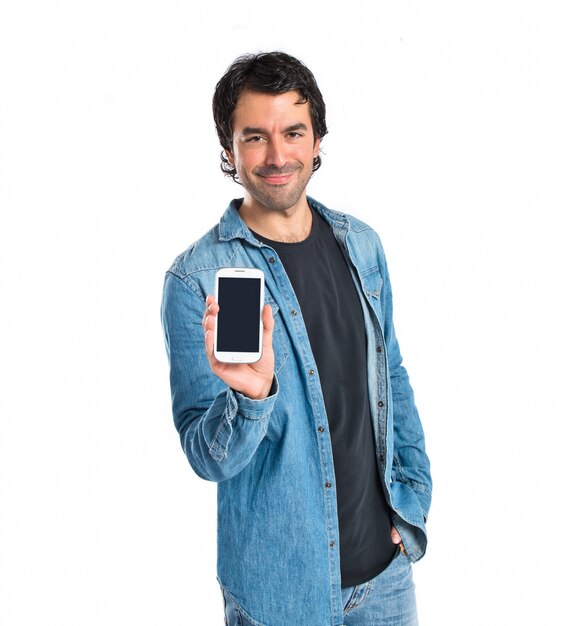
[{"xmin": 391, "ymin": 526, "xmax": 406, "ymax": 555}]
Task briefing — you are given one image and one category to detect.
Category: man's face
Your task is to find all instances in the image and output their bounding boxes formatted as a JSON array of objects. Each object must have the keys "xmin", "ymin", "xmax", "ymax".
[{"xmin": 225, "ymin": 90, "xmax": 320, "ymax": 213}]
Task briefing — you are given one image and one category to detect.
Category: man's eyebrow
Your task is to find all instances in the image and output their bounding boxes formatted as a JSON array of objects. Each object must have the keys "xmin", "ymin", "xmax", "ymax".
[
  {"xmin": 240, "ymin": 123, "xmax": 309, "ymax": 136},
  {"xmin": 284, "ymin": 123, "xmax": 308, "ymax": 133},
  {"xmin": 241, "ymin": 127, "xmax": 268, "ymax": 136}
]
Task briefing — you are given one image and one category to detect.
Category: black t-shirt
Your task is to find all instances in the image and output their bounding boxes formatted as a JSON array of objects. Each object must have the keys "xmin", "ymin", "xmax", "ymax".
[{"xmin": 253, "ymin": 208, "xmax": 397, "ymax": 587}]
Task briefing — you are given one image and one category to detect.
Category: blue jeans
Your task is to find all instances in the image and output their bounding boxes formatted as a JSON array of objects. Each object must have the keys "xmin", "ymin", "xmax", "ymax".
[
  {"xmin": 222, "ymin": 552, "xmax": 417, "ymax": 626},
  {"xmin": 341, "ymin": 551, "xmax": 418, "ymax": 626}
]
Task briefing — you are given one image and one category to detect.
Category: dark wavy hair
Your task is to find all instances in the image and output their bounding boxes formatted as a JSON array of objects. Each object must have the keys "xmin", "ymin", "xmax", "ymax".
[{"xmin": 212, "ymin": 51, "xmax": 328, "ymax": 183}]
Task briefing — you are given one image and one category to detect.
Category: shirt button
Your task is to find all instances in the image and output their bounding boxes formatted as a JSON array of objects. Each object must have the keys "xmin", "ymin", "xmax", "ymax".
[
  {"xmin": 268, "ymin": 257, "xmax": 276, "ymax": 263},
  {"xmin": 329, "ymin": 541, "xmax": 336, "ymax": 548},
  {"xmin": 373, "ymin": 290, "xmax": 380, "ymax": 297},
  {"xmin": 290, "ymin": 309, "xmax": 297, "ymax": 316},
  {"xmin": 378, "ymin": 400, "xmax": 385, "ymax": 407},
  {"xmin": 309, "ymin": 369, "xmax": 315, "ymax": 375},
  {"xmin": 376, "ymin": 346, "xmax": 383, "ymax": 353},
  {"xmin": 318, "ymin": 426, "xmax": 325, "ymax": 433},
  {"xmin": 325, "ymin": 482, "xmax": 332, "ymax": 488}
]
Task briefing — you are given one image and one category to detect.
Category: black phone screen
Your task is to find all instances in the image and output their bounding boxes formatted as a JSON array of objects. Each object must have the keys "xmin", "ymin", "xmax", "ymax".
[{"xmin": 217, "ymin": 277, "xmax": 261, "ymax": 352}]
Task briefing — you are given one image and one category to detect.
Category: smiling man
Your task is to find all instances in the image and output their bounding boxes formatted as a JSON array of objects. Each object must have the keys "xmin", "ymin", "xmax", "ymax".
[
  {"xmin": 161, "ymin": 52, "xmax": 432, "ymax": 626},
  {"xmin": 227, "ymin": 90, "xmax": 319, "ymax": 222}
]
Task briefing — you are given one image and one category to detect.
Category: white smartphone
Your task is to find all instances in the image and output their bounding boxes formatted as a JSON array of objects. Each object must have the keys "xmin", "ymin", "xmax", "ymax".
[{"xmin": 214, "ymin": 267, "xmax": 265, "ymax": 363}]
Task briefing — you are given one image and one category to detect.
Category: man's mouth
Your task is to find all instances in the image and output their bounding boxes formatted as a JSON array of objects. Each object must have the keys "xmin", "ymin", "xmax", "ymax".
[
  {"xmin": 255, "ymin": 165, "xmax": 300, "ymax": 185},
  {"xmin": 258, "ymin": 172, "xmax": 294, "ymax": 185}
]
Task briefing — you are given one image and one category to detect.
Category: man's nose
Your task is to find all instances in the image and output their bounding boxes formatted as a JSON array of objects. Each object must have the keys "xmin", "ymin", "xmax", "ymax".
[{"xmin": 265, "ymin": 136, "xmax": 286, "ymax": 168}]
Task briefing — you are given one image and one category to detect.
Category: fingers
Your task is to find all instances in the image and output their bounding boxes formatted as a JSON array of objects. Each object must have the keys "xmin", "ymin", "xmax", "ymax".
[
  {"xmin": 204, "ymin": 325, "xmax": 214, "ymax": 359},
  {"xmin": 203, "ymin": 295, "xmax": 218, "ymax": 362},
  {"xmin": 202, "ymin": 296, "xmax": 218, "ymax": 344},
  {"xmin": 391, "ymin": 526, "xmax": 407, "ymax": 555},
  {"xmin": 202, "ymin": 295, "xmax": 218, "ymax": 326}
]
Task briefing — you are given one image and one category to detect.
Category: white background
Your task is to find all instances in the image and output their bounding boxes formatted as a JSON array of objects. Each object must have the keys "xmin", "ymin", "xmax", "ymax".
[{"xmin": 1, "ymin": 1, "xmax": 562, "ymax": 624}]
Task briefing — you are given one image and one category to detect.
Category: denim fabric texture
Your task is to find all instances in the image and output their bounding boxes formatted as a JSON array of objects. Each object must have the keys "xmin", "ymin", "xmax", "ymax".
[
  {"xmin": 340, "ymin": 552, "xmax": 418, "ymax": 626},
  {"xmin": 223, "ymin": 552, "xmax": 417, "ymax": 626},
  {"xmin": 161, "ymin": 197, "xmax": 432, "ymax": 626}
]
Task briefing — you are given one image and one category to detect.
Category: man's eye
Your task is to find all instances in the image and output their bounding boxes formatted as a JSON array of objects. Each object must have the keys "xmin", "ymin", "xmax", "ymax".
[
  {"xmin": 287, "ymin": 132, "xmax": 303, "ymax": 139},
  {"xmin": 246, "ymin": 136, "xmax": 264, "ymax": 143}
]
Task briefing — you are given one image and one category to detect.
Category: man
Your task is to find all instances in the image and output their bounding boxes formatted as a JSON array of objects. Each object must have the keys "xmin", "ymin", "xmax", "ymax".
[{"xmin": 161, "ymin": 51, "xmax": 431, "ymax": 626}]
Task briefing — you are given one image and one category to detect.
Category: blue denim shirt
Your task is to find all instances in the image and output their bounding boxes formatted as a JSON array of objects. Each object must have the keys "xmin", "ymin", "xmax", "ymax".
[{"xmin": 161, "ymin": 197, "xmax": 432, "ymax": 626}]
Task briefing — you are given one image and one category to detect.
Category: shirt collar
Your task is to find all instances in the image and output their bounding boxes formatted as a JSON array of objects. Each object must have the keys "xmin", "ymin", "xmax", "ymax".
[
  {"xmin": 217, "ymin": 198, "xmax": 255, "ymax": 242},
  {"xmin": 218, "ymin": 196, "xmax": 349, "ymax": 244}
]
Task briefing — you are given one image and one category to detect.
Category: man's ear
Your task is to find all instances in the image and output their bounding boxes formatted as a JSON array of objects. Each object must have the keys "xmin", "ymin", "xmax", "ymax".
[
  {"xmin": 224, "ymin": 149, "xmax": 235, "ymax": 166},
  {"xmin": 313, "ymin": 138, "xmax": 321, "ymax": 159}
]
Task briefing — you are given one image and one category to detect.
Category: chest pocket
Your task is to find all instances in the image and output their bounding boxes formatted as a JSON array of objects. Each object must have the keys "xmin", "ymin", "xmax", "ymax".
[
  {"xmin": 264, "ymin": 296, "xmax": 289, "ymax": 374},
  {"xmin": 359, "ymin": 266, "xmax": 384, "ymax": 320}
]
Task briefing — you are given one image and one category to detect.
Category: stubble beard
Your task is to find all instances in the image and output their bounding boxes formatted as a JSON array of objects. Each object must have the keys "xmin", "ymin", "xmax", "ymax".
[{"xmin": 239, "ymin": 161, "xmax": 314, "ymax": 213}]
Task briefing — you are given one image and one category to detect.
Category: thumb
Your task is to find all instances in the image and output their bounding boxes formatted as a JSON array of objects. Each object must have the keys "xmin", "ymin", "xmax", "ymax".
[
  {"xmin": 262, "ymin": 304, "xmax": 274, "ymax": 339},
  {"xmin": 391, "ymin": 526, "xmax": 402, "ymax": 544}
]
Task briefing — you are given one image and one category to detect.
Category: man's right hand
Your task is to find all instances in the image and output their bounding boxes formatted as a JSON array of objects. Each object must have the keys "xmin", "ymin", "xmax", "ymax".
[{"xmin": 202, "ymin": 295, "xmax": 275, "ymax": 400}]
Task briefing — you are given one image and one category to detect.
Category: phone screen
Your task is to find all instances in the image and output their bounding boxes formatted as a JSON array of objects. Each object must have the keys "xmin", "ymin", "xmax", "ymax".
[{"xmin": 217, "ymin": 277, "xmax": 261, "ymax": 352}]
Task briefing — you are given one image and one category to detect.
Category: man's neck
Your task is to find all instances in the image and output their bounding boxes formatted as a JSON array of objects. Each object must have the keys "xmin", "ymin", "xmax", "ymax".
[{"xmin": 239, "ymin": 195, "xmax": 313, "ymax": 243}]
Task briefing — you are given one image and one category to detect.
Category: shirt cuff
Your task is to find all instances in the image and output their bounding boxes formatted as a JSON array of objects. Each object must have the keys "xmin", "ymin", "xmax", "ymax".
[{"xmin": 230, "ymin": 375, "xmax": 279, "ymax": 420}]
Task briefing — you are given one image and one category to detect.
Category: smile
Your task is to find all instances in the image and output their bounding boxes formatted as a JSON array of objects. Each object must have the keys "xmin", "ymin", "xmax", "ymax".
[{"xmin": 258, "ymin": 173, "xmax": 294, "ymax": 185}]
